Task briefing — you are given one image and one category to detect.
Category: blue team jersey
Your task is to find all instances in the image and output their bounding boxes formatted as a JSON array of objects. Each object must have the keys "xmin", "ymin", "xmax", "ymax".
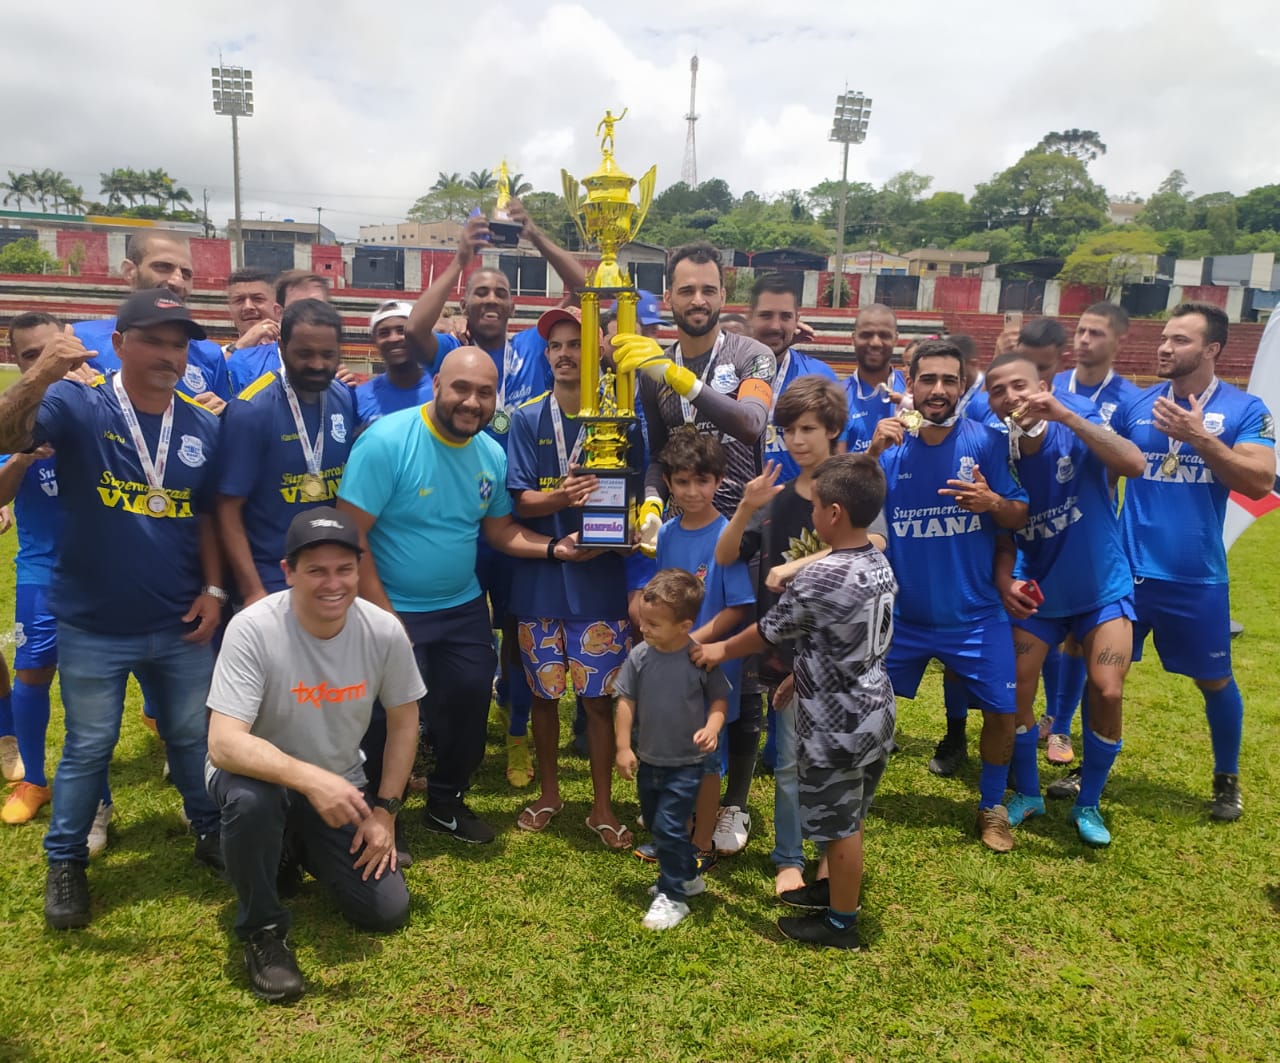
[
  {"xmin": 434, "ymin": 329, "xmax": 552, "ymax": 447},
  {"xmin": 959, "ymin": 374, "xmax": 996, "ymax": 426},
  {"xmin": 844, "ymin": 369, "xmax": 905, "ymax": 453},
  {"xmin": 879, "ymin": 418, "xmax": 1028, "ymax": 628},
  {"xmin": 218, "ymin": 373, "xmax": 355, "ymax": 592},
  {"xmin": 765, "ymin": 348, "xmax": 840, "ymax": 481},
  {"xmin": 354, "ymin": 371, "xmax": 435, "ymax": 428},
  {"xmin": 656, "ymin": 514, "xmax": 755, "ymax": 718},
  {"xmin": 1054, "ymin": 369, "xmax": 1141, "ymax": 429},
  {"xmin": 1010, "ymin": 418, "xmax": 1133, "ymax": 618},
  {"xmin": 33, "ymin": 375, "xmax": 221, "ymax": 634},
  {"xmin": 0, "ymin": 453, "xmax": 61, "ymax": 585},
  {"xmin": 1114, "ymin": 380, "xmax": 1275, "ymax": 584},
  {"xmin": 338, "ymin": 404, "xmax": 513, "ymax": 612},
  {"xmin": 75, "ymin": 317, "xmax": 230, "ymax": 401},
  {"xmin": 227, "ymin": 343, "xmax": 280, "ymax": 396},
  {"xmin": 978, "ymin": 385, "xmax": 1098, "ymax": 436},
  {"xmin": 505, "ymin": 393, "xmax": 632, "ymax": 620}
]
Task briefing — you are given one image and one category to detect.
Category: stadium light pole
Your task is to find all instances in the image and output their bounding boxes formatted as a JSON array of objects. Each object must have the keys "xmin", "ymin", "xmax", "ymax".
[
  {"xmin": 829, "ymin": 91, "xmax": 872, "ymax": 309},
  {"xmin": 212, "ymin": 62, "xmax": 254, "ymax": 270}
]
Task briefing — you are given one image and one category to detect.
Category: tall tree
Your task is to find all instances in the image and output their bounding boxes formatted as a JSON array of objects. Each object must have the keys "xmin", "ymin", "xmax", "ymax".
[
  {"xmin": 466, "ymin": 169, "xmax": 496, "ymax": 210},
  {"xmin": 1138, "ymin": 170, "xmax": 1192, "ymax": 231},
  {"xmin": 505, "ymin": 171, "xmax": 535, "ymax": 198},
  {"xmin": 1034, "ymin": 129, "xmax": 1108, "ymax": 165},
  {"xmin": 970, "ymin": 151, "xmax": 1108, "ymax": 253},
  {"xmin": 1, "ymin": 171, "xmax": 33, "ymax": 210},
  {"xmin": 431, "ymin": 172, "xmax": 464, "ymax": 192},
  {"xmin": 1236, "ymin": 184, "xmax": 1280, "ymax": 234}
]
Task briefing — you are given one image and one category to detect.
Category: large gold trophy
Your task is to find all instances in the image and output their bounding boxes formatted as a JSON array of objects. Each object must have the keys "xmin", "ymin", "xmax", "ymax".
[{"xmin": 561, "ymin": 109, "xmax": 657, "ymax": 547}]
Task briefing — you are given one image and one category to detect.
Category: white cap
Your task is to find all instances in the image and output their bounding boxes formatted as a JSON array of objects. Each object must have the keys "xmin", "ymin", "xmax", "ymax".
[{"xmin": 370, "ymin": 299, "xmax": 414, "ymax": 330}]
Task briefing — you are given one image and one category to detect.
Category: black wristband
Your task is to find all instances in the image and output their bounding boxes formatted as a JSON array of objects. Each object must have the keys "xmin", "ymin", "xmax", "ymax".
[{"xmin": 546, "ymin": 536, "xmax": 561, "ymax": 560}]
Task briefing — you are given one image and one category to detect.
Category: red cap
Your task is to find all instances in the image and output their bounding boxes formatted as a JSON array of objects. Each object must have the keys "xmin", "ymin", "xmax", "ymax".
[{"xmin": 536, "ymin": 305, "xmax": 583, "ymax": 339}]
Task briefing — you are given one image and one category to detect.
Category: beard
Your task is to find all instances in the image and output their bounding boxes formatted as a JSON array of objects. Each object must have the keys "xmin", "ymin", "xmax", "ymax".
[
  {"xmin": 436, "ymin": 397, "xmax": 488, "ymax": 438},
  {"xmin": 673, "ymin": 305, "xmax": 721, "ymax": 338}
]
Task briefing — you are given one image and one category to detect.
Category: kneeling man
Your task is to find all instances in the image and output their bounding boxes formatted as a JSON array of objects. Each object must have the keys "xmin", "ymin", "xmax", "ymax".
[{"xmin": 206, "ymin": 507, "xmax": 426, "ymax": 1003}]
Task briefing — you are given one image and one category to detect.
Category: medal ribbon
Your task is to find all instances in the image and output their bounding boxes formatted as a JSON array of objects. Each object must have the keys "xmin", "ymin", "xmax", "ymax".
[
  {"xmin": 1161, "ymin": 376, "xmax": 1219, "ymax": 475},
  {"xmin": 497, "ymin": 340, "xmax": 515, "ymax": 413},
  {"xmin": 549, "ymin": 395, "xmax": 586, "ymax": 477},
  {"xmin": 852, "ymin": 368, "xmax": 897, "ymax": 403},
  {"xmin": 281, "ymin": 376, "xmax": 327, "ymax": 476},
  {"xmin": 765, "ymin": 349, "xmax": 792, "ymax": 453},
  {"xmin": 671, "ymin": 331, "xmax": 726, "ymax": 425},
  {"xmin": 957, "ymin": 372, "xmax": 985, "ymax": 417},
  {"xmin": 1067, "ymin": 368, "xmax": 1115, "ymax": 403},
  {"xmin": 1005, "ymin": 415, "xmax": 1047, "ymax": 460},
  {"xmin": 112, "ymin": 372, "xmax": 173, "ymax": 491}
]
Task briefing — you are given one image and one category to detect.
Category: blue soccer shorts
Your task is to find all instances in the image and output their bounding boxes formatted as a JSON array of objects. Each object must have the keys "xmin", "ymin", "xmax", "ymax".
[
  {"xmin": 887, "ymin": 616, "xmax": 1017, "ymax": 714},
  {"xmin": 14, "ymin": 583, "xmax": 57, "ymax": 670},
  {"xmin": 1131, "ymin": 577, "xmax": 1231, "ymax": 680}
]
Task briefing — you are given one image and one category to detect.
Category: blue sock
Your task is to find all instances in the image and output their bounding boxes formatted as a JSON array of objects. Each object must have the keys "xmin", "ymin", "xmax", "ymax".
[
  {"xmin": 978, "ymin": 759, "xmax": 1009, "ymax": 809},
  {"xmin": 1012, "ymin": 727, "xmax": 1041, "ymax": 797},
  {"xmin": 101, "ymin": 780, "xmax": 113, "ymax": 807},
  {"xmin": 1202, "ymin": 680, "xmax": 1243, "ymax": 775},
  {"xmin": 825, "ymin": 906, "xmax": 858, "ymax": 931},
  {"xmin": 506, "ymin": 669, "xmax": 532, "ymax": 738},
  {"xmin": 1053, "ymin": 655, "xmax": 1087, "ymax": 735},
  {"xmin": 0, "ymin": 690, "xmax": 12, "ymax": 735},
  {"xmin": 11, "ymin": 679, "xmax": 51, "ymax": 788},
  {"xmin": 1041, "ymin": 647, "xmax": 1062, "ymax": 719},
  {"xmin": 142, "ymin": 699, "xmax": 156, "ymax": 721},
  {"xmin": 1077, "ymin": 728, "xmax": 1121, "ymax": 808}
]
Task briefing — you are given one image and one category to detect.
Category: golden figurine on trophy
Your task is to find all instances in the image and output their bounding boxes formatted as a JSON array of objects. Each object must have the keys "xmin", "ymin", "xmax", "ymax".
[
  {"xmin": 560, "ymin": 109, "xmax": 657, "ymax": 548},
  {"xmin": 488, "ymin": 158, "xmax": 523, "ymax": 247}
]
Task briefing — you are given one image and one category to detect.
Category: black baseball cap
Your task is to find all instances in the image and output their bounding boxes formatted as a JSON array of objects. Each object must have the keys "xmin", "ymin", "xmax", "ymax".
[
  {"xmin": 116, "ymin": 289, "xmax": 207, "ymax": 340},
  {"xmin": 284, "ymin": 506, "xmax": 362, "ymax": 561}
]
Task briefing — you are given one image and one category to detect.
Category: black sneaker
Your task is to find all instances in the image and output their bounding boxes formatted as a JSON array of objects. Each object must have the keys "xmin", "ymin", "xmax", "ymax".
[
  {"xmin": 45, "ymin": 861, "xmax": 91, "ymax": 930},
  {"xmin": 695, "ymin": 844, "xmax": 718, "ymax": 876},
  {"xmin": 244, "ymin": 927, "xmax": 306, "ymax": 1003},
  {"xmin": 779, "ymin": 879, "xmax": 831, "ymax": 909},
  {"xmin": 423, "ymin": 803, "xmax": 495, "ymax": 844},
  {"xmin": 1210, "ymin": 773, "xmax": 1243, "ymax": 822},
  {"xmin": 928, "ymin": 734, "xmax": 967, "ymax": 777},
  {"xmin": 1046, "ymin": 768, "xmax": 1082, "ymax": 801},
  {"xmin": 194, "ymin": 831, "xmax": 227, "ymax": 876},
  {"xmin": 778, "ymin": 911, "xmax": 862, "ymax": 950}
]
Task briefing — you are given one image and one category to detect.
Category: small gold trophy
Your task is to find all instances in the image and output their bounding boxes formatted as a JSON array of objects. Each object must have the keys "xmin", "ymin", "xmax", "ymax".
[
  {"xmin": 561, "ymin": 109, "xmax": 657, "ymax": 547},
  {"xmin": 489, "ymin": 159, "xmax": 523, "ymax": 248}
]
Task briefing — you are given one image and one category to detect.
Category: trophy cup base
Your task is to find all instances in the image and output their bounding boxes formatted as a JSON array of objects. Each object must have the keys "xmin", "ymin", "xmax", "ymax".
[
  {"xmin": 488, "ymin": 218, "xmax": 523, "ymax": 248},
  {"xmin": 578, "ymin": 470, "xmax": 635, "ymax": 548}
]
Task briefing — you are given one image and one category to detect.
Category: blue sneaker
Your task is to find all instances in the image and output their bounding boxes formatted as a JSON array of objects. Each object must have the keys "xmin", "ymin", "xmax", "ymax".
[
  {"xmin": 634, "ymin": 842, "xmax": 658, "ymax": 863},
  {"xmin": 1005, "ymin": 792, "xmax": 1045, "ymax": 826},
  {"xmin": 1070, "ymin": 805, "xmax": 1111, "ymax": 847}
]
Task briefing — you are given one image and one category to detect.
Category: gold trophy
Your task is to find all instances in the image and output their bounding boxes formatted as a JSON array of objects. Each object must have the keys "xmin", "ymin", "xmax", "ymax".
[
  {"xmin": 488, "ymin": 159, "xmax": 523, "ymax": 247},
  {"xmin": 561, "ymin": 109, "xmax": 657, "ymax": 547}
]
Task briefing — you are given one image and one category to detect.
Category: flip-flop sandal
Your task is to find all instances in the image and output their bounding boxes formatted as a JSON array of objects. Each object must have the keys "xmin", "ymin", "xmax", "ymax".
[
  {"xmin": 517, "ymin": 803, "xmax": 562, "ymax": 832},
  {"xmin": 586, "ymin": 818, "xmax": 633, "ymax": 851}
]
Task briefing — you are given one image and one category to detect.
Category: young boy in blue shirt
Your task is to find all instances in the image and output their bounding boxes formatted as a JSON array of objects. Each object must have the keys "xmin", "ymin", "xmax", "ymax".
[
  {"xmin": 695, "ymin": 454, "xmax": 898, "ymax": 949},
  {"xmin": 652, "ymin": 430, "xmax": 754, "ymax": 866},
  {"xmin": 614, "ymin": 570, "xmax": 731, "ymax": 930}
]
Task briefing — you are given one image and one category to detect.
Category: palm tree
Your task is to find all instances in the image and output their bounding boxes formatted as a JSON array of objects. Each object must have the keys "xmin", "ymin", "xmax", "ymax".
[
  {"xmin": 466, "ymin": 168, "xmax": 496, "ymax": 209},
  {"xmin": 1, "ymin": 171, "xmax": 34, "ymax": 210},
  {"xmin": 431, "ymin": 171, "xmax": 464, "ymax": 193},
  {"xmin": 29, "ymin": 169, "xmax": 63, "ymax": 212},
  {"xmin": 54, "ymin": 177, "xmax": 85, "ymax": 214},
  {"xmin": 164, "ymin": 183, "xmax": 193, "ymax": 213},
  {"xmin": 506, "ymin": 171, "xmax": 535, "ymax": 198}
]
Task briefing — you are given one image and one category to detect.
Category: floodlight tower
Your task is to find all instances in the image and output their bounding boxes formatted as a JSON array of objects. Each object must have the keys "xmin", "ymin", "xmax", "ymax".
[
  {"xmin": 829, "ymin": 90, "xmax": 872, "ymax": 308},
  {"xmin": 681, "ymin": 55, "xmax": 699, "ymax": 188},
  {"xmin": 212, "ymin": 60, "xmax": 254, "ymax": 269}
]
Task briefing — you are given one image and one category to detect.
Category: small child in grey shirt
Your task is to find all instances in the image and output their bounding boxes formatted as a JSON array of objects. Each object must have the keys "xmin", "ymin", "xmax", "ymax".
[{"xmin": 614, "ymin": 569, "xmax": 730, "ymax": 932}]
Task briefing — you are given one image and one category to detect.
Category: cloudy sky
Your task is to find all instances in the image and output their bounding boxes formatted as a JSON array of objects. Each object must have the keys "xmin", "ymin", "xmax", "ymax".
[{"xmin": 4, "ymin": 0, "xmax": 1277, "ymax": 241}]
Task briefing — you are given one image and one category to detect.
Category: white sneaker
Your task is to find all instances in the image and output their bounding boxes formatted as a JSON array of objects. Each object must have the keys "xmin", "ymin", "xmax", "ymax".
[
  {"xmin": 87, "ymin": 802, "xmax": 113, "ymax": 857},
  {"xmin": 711, "ymin": 805, "xmax": 751, "ymax": 855},
  {"xmin": 0, "ymin": 735, "xmax": 23, "ymax": 782},
  {"xmin": 642, "ymin": 892, "xmax": 690, "ymax": 930},
  {"xmin": 648, "ymin": 875, "xmax": 705, "ymax": 898}
]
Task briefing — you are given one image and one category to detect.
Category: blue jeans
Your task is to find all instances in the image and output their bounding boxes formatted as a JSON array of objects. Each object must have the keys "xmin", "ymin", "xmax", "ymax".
[
  {"xmin": 637, "ymin": 761, "xmax": 702, "ymax": 901},
  {"xmin": 44, "ymin": 622, "xmax": 219, "ymax": 864},
  {"xmin": 771, "ymin": 703, "xmax": 804, "ymax": 870}
]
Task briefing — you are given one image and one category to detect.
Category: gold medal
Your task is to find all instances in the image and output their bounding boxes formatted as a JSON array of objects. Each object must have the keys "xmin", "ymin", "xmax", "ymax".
[
  {"xmin": 144, "ymin": 488, "xmax": 171, "ymax": 518},
  {"xmin": 491, "ymin": 408, "xmax": 511, "ymax": 435},
  {"xmin": 1160, "ymin": 453, "xmax": 1180, "ymax": 478},
  {"xmin": 299, "ymin": 474, "xmax": 327, "ymax": 502},
  {"xmin": 765, "ymin": 424, "xmax": 779, "ymax": 448},
  {"xmin": 898, "ymin": 408, "xmax": 924, "ymax": 435}
]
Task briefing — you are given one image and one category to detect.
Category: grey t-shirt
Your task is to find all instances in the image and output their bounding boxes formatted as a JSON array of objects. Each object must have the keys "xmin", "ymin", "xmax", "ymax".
[
  {"xmin": 206, "ymin": 592, "xmax": 426, "ymax": 787},
  {"xmin": 612, "ymin": 640, "xmax": 732, "ymax": 767}
]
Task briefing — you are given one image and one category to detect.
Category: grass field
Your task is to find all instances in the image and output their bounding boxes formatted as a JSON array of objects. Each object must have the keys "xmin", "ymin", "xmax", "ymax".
[{"xmin": 0, "ymin": 364, "xmax": 1277, "ymax": 1061}]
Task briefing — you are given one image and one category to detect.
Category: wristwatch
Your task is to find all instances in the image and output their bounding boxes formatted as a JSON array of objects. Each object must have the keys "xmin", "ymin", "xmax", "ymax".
[
  {"xmin": 222, "ymin": 341, "xmax": 238, "ymax": 358},
  {"xmin": 202, "ymin": 585, "xmax": 230, "ymax": 603},
  {"xmin": 374, "ymin": 795, "xmax": 403, "ymax": 816},
  {"xmin": 546, "ymin": 536, "xmax": 562, "ymax": 560}
]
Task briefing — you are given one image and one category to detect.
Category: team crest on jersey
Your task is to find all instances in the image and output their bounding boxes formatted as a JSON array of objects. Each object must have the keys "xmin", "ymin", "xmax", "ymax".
[
  {"xmin": 177, "ymin": 435, "xmax": 206, "ymax": 468},
  {"xmin": 1202, "ymin": 412, "xmax": 1225, "ymax": 437},
  {"xmin": 712, "ymin": 364, "xmax": 740, "ymax": 393},
  {"xmin": 182, "ymin": 365, "xmax": 206, "ymax": 392},
  {"xmin": 1099, "ymin": 402, "xmax": 1117, "ymax": 426},
  {"xmin": 957, "ymin": 456, "xmax": 976, "ymax": 483},
  {"xmin": 330, "ymin": 413, "xmax": 347, "ymax": 443},
  {"xmin": 1055, "ymin": 455, "xmax": 1075, "ymax": 484},
  {"xmin": 478, "ymin": 474, "xmax": 493, "ymax": 502},
  {"xmin": 13, "ymin": 622, "xmax": 26, "ymax": 649},
  {"xmin": 1262, "ymin": 413, "xmax": 1276, "ymax": 441}
]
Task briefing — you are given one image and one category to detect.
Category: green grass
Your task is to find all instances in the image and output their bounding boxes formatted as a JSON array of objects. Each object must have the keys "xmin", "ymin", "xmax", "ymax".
[{"xmin": 1, "ymin": 364, "xmax": 1278, "ymax": 1060}]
